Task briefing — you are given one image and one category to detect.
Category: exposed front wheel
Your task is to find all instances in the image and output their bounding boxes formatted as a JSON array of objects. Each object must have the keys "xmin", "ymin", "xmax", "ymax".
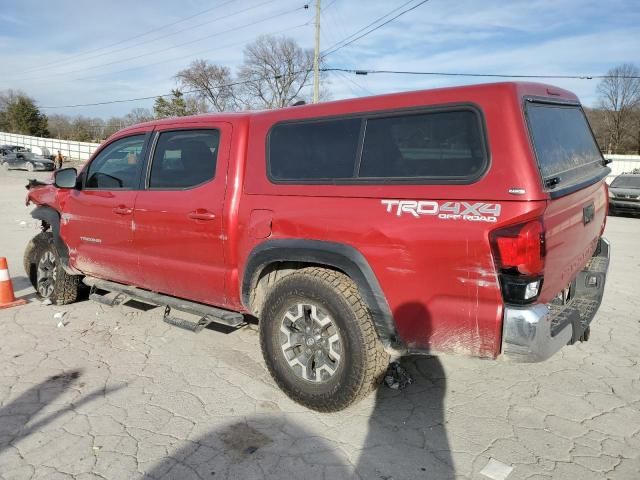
[
  {"xmin": 26, "ymin": 163, "xmax": 35, "ymax": 172},
  {"xmin": 25, "ymin": 232, "xmax": 80, "ymax": 305},
  {"xmin": 260, "ymin": 267, "xmax": 389, "ymax": 412}
]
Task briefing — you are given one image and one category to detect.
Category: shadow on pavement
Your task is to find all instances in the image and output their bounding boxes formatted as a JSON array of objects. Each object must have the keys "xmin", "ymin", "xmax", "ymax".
[
  {"xmin": 0, "ymin": 369, "xmax": 124, "ymax": 455},
  {"xmin": 8, "ymin": 275, "xmax": 32, "ymax": 293},
  {"xmin": 356, "ymin": 354, "xmax": 453, "ymax": 479},
  {"xmin": 143, "ymin": 303, "xmax": 454, "ymax": 479}
]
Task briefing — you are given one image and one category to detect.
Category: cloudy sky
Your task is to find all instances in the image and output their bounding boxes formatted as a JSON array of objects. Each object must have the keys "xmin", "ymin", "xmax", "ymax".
[{"xmin": 0, "ymin": 0, "xmax": 638, "ymax": 118}]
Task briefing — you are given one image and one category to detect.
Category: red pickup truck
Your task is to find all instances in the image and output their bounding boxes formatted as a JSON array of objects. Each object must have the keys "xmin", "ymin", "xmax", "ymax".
[{"xmin": 25, "ymin": 82, "xmax": 610, "ymax": 411}]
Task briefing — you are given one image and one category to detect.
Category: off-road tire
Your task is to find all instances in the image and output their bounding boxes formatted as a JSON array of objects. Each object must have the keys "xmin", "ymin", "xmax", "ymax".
[
  {"xmin": 24, "ymin": 232, "xmax": 49, "ymax": 287},
  {"xmin": 25, "ymin": 231, "xmax": 80, "ymax": 305},
  {"xmin": 260, "ymin": 267, "xmax": 389, "ymax": 412}
]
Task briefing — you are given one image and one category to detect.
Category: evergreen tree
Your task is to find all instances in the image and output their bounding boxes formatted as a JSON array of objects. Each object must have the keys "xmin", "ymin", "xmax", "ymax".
[
  {"xmin": 153, "ymin": 90, "xmax": 200, "ymax": 118},
  {"xmin": 4, "ymin": 95, "xmax": 49, "ymax": 136}
]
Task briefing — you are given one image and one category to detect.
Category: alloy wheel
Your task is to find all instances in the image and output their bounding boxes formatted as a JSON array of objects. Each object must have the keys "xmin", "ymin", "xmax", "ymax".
[
  {"xmin": 37, "ymin": 251, "xmax": 57, "ymax": 298},
  {"xmin": 279, "ymin": 303, "xmax": 342, "ymax": 383}
]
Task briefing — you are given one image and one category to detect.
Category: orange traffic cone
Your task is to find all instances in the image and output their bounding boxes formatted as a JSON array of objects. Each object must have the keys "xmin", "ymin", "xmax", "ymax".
[{"xmin": 0, "ymin": 257, "xmax": 27, "ymax": 309}]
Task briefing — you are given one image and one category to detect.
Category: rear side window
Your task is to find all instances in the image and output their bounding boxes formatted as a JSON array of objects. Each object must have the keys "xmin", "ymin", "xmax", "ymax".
[
  {"xmin": 86, "ymin": 135, "xmax": 145, "ymax": 189},
  {"xmin": 526, "ymin": 103, "xmax": 605, "ymax": 188},
  {"xmin": 267, "ymin": 107, "xmax": 487, "ymax": 183},
  {"xmin": 360, "ymin": 111, "xmax": 485, "ymax": 179},
  {"xmin": 268, "ymin": 118, "xmax": 361, "ymax": 180},
  {"xmin": 149, "ymin": 129, "xmax": 219, "ymax": 189}
]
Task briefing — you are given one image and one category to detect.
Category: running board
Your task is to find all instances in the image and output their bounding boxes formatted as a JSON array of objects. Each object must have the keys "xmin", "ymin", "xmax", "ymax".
[
  {"xmin": 162, "ymin": 306, "xmax": 217, "ymax": 333},
  {"xmin": 83, "ymin": 277, "xmax": 245, "ymax": 329},
  {"xmin": 89, "ymin": 291, "xmax": 130, "ymax": 307}
]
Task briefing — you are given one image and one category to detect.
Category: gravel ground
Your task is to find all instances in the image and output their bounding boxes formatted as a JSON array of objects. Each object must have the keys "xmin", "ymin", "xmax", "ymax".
[{"xmin": 0, "ymin": 168, "xmax": 639, "ymax": 480}]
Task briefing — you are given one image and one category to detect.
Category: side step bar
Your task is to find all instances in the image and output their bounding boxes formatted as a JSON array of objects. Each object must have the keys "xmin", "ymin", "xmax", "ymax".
[{"xmin": 83, "ymin": 277, "xmax": 245, "ymax": 330}]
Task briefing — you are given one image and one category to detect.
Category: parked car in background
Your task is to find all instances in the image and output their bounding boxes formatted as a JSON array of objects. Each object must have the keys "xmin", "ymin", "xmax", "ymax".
[
  {"xmin": 1, "ymin": 151, "xmax": 55, "ymax": 171},
  {"xmin": 28, "ymin": 145, "xmax": 53, "ymax": 160},
  {"xmin": 0, "ymin": 144, "xmax": 28, "ymax": 155},
  {"xmin": 609, "ymin": 174, "xmax": 640, "ymax": 216}
]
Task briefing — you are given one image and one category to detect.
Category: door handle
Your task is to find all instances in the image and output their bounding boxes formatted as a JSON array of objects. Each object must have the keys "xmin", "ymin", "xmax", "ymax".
[
  {"xmin": 188, "ymin": 209, "xmax": 216, "ymax": 221},
  {"xmin": 113, "ymin": 205, "xmax": 133, "ymax": 215}
]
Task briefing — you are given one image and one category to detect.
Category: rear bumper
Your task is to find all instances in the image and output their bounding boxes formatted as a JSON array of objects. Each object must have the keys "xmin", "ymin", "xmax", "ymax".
[{"xmin": 501, "ymin": 237, "xmax": 610, "ymax": 362}]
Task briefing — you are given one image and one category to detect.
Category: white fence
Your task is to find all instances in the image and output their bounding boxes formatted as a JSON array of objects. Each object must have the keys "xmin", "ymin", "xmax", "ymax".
[
  {"xmin": 0, "ymin": 132, "xmax": 100, "ymax": 161},
  {"xmin": 604, "ymin": 154, "xmax": 640, "ymax": 181}
]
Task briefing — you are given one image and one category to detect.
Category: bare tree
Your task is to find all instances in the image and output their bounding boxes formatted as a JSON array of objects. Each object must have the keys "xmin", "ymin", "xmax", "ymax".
[
  {"xmin": 596, "ymin": 63, "xmax": 640, "ymax": 153},
  {"xmin": 629, "ymin": 108, "xmax": 640, "ymax": 155},
  {"xmin": 47, "ymin": 114, "xmax": 73, "ymax": 139},
  {"xmin": 584, "ymin": 107, "xmax": 608, "ymax": 151},
  {"xmin": 176, "ymin": 60, "xmax": 237, "ymax": 112},
  {"xmin": 124, "ymin": 107, "xmax": 154, "ymax": 126},
  {"xmin": 237, "ymin": 35, "xmax": 315, "ymax": 109}
]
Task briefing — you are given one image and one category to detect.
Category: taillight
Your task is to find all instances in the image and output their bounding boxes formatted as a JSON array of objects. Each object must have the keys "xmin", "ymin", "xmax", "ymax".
[
  {"xmin": 490, "ymin": 219, "xmax": 545, "ymax": 275},
  {"xmin": 490, "ymin": 219, "xmax": 546, "ymax": 304}
]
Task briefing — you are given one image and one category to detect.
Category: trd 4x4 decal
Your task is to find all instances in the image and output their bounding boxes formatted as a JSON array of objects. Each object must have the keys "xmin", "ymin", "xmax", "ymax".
[{"xmin": 381, "ymin": 200, "xmax": 502, "ymax": 223}]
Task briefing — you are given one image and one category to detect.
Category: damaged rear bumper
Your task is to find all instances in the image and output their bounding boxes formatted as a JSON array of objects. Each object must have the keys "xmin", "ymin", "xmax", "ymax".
[{"xmin": 501, "ymin": 237, "xmax": 610, "ymax": 363}]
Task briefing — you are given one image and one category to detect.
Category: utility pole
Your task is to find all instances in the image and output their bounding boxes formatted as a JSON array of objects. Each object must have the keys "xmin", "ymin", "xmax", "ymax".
[{"xmin": 313, "ymin": 0, "xmax": 321, "ymax": 103}]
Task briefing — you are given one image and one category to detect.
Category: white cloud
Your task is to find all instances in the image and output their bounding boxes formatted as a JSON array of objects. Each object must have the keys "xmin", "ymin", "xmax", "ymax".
[{"xmin": 0, "ymin": 0, "xmax": 638, "ymax": 116}]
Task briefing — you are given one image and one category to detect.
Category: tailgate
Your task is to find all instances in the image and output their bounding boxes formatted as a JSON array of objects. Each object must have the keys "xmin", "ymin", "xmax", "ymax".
[{"xmin": 540, "ymin": 180, "xmax": 607, "ymax": 303}]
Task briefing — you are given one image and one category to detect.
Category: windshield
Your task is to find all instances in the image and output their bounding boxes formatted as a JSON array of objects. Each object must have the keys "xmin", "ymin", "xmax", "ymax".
[
  {"xmin": 526, "ymin": 102, "xmax": 606, "ymax": 188},
  {"xmin": 611, "ymin": 175, "xmax": 640, "ymax": 189}
]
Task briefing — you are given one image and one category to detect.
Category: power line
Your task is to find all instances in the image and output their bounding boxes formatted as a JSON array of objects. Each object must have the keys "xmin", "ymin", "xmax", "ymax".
[
  {"xmin": 323, "ymin": 68, "xmax": 640, "ymax": 80},
  {"xmin": 38, "ymin": 70, "xmax": 310, "ymax": 109},
  {"xmin": 9, "ymin": 4, "xmax": 307, "ymax": 83},
  {"xmin": 322, "ymin": 0, "xmax": 430, "ymax": 57},
  {"xmin": 321, "ymin": 0, "xmax": 415, "ymax": 55},
  {"xmin": 72, "ymin": 22, "xmax": 311, "ymax": 83},
  {"xmin": 322, "ymin": 0, "xmax": 339, "ymax": 11},
  {"xmin": 14, "ymin": 0, "xmax": 239, "ymax": 75},
  {"xmin": 321, "ymin": 6, "xmax": 373, "ymax": 96},
  {"xmin": 23, "ymin": 0, "xmax": 277, "ymax": 78},
  {"xmin": 13, "ymin": 21, "xmax": 310, "ymax": 91},
  {"xmin": 336, "ymin": 70, "xmax": 375, "ymax": 96},
  {"xmin": 38, "ymin": 67, "xmax": 639, "ymax": 110}
]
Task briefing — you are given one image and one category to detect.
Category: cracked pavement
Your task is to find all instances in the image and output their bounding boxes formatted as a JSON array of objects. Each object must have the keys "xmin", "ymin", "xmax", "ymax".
[{"xmin": 1, "ymin": 169, "xmax": 639, "ymax": 479}]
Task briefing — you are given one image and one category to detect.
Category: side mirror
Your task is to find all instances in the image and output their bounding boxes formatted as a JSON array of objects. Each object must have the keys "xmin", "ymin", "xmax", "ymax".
[{"xmin": 54, "ymin": 168, "xmax": 78, "ymax": 189}]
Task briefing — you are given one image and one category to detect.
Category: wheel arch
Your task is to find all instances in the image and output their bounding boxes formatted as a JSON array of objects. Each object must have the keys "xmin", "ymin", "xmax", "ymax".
[
  {"xmin": 242, "ymin": 239, "xmax": 399, "ymax": 346},
  {"xmin": 29, "ymin": 206, "xmax": 76, "ymax": 274}
]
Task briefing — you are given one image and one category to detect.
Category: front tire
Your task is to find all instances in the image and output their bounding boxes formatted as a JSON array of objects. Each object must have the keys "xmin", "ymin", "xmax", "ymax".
[
  {"xmin": 26, "ymin": 163, "xmax": 35, "ymax": 172},
  {"xmin": 260, "ymin": 267, "xmax": 389, "ymax": 412},
  {"xmin": 25, "ymin": 232, "xmax": 80, "ymax": 305}
]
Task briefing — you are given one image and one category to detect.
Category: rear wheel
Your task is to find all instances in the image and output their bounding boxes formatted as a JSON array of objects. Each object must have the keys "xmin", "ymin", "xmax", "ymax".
[
  {"xmin": 1, "ymin": 162, "xmax": 9, "ymax": 170},
  {"xmin": 26, "ymin": 162, "xmax": 35, "ymax": 172},
  {"xmin": 260, "ymin": 267, "xmax": 389, "ymax": 412},
  {"xmin": 25, "ymin": 232, "xmax": 80, "ymax": 304}
]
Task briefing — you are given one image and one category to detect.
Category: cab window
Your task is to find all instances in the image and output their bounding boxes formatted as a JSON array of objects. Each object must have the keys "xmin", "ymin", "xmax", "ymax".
[
  {"xmin": 85, "ymin": 135, "xmax": 145, "ymax": 189},
  {"xmin": 148, "ymin": 129, "xmax": 219, "ymax": 189}
]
